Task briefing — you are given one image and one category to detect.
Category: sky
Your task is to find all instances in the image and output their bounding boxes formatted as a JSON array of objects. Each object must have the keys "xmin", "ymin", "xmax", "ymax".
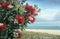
[{"xmin": 25, "ymin": 0, "xmax": 60, "ymax": 26}]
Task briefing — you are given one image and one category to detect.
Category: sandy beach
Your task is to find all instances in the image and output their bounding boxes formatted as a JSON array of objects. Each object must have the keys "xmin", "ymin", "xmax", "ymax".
[{"xmin": 25, "ymin": 29, "xmax": 60, "ymax": 35}]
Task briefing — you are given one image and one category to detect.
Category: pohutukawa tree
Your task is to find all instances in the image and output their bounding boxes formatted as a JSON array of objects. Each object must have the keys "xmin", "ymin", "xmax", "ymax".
[{"xmin": 0, "ymin": 0, "xmax": 40, "ymax": 39}]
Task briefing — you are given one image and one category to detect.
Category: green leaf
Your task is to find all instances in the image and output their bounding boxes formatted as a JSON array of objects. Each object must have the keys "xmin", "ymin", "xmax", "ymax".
[
  {"xmin": 34, "ymin": 4, "xmax": 41, "ymax": 12},
  {"xmin": 34, "ymin": 4, "xmax": 38, "ymax": 9},
  {"xmin": 19, "ymin": 6, "xmax": 24, "ymax": 15},
  {"xmin": 15, "ymin": 4, "xmax": 20, "ymax": 10},
  {"xmin": 37, "ymin": 8, "xmax": 41, "ymax": 12}
]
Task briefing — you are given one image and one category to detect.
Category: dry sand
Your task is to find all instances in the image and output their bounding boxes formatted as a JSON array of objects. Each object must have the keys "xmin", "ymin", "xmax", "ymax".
[{"xmin": 25, "ymin": 29, "xmax": 60, "ymax": 35}]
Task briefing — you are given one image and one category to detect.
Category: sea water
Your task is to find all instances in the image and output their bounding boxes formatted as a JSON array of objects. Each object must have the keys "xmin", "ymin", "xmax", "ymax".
[{"xmin": 27, "ymin": 26, "xmax": 60, "ymax": 30}]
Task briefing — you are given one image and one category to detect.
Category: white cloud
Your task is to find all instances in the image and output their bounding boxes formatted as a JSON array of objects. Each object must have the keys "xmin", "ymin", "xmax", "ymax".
[{"xmin": 37, "ymin": 9, "xmax": 59, "ymax": 20}]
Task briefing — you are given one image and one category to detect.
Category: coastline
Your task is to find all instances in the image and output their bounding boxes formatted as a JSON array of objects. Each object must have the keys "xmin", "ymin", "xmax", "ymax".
[{"xmin": 25, "ymin": 29, "xmax": 60, "ymax": 35}]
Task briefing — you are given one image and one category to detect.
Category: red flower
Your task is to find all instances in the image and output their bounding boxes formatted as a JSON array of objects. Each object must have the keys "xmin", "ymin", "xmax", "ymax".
[
  {"xmin": 25, "ymin": 14, "xmax": 35, "ymax": 23},
  {"xmin": 33, "ymin": 11, "xmax": 38, "ymax": 16},
  {"xmin": 0, "ymin": 2, "xmax": 3, "ymax": 7},
  {"xmin": 28, "ymin": 16, "xmax": 35, "ymax": 23},
  {"xmin": 13, "ymin": 31, "xmax": 22, "ymax": 38},
  {"xmin": 0, "ymin": 2, "xmax": 10, "ymax": 9},
  {"xmin": 16, "ymin": 15, "xmax": 24, "ymax": 25},
  {"xmin": 16, "ymin": 31, "xmax": 22, "ymax": 38},
  {"xmin": 18, "ymin": 32, "xmax": 22, "ymax": 38},
  {"xmin": 25, "ymin": 5, "xmax": 38, "ymax": 16},
  {"xmin": 0, "ymin": 23, "xmax": 6, "ymax": 32},
  {"xmin": 25, "ymin": 14, "xmax": 30, "ymax": 18}
]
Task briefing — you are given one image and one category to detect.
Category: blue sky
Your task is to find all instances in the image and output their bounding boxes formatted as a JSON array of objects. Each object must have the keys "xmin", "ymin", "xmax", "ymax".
[{"xmin": 25, "ymin": 0, "xmax": 60, "ymax": 26}]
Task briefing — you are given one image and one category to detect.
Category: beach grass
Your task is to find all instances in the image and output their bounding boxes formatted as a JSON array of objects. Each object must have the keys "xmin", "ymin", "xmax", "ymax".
[{"xmin": 15, "ymin": 31, "xmax": 60, "ymax": 39}]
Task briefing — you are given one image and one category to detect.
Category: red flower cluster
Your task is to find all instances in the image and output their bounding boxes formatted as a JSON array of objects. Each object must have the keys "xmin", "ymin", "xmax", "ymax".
[
  {"xmin": 25, "ymin": 14, "xmax": 35, "ymax": 23},
  {"xmin": 24, "ymin": 5, "xmax": 39, "ymax": 23},
  {"xmin": 16, "ymin": 14, "xmax": 35, "ymax": 25},
  {"xmin": 16, "ymin": 15, "xmax": 24, "ymax": 25},
  {"xmin": 0, "ymin": 23, "xmax": 6, "ymax": 32},
  {"xmin": 25, "ymin": 5, "xmax": 38, "ymax": 16},
  {"xmin": 0, "ymin": 2, "xmax": 10, "ymax": 9}
]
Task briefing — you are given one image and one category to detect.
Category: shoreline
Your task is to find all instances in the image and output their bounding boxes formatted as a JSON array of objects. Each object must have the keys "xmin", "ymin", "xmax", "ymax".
[{"xmin": 25, "ymin": 29, "xmax": 60, "ymax": 35}]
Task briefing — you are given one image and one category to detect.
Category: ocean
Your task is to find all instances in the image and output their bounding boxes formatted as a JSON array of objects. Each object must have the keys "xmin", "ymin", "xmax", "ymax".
[{"xmin": 27, "ymin": 26, "xmax": 60, "ymax": 30}]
